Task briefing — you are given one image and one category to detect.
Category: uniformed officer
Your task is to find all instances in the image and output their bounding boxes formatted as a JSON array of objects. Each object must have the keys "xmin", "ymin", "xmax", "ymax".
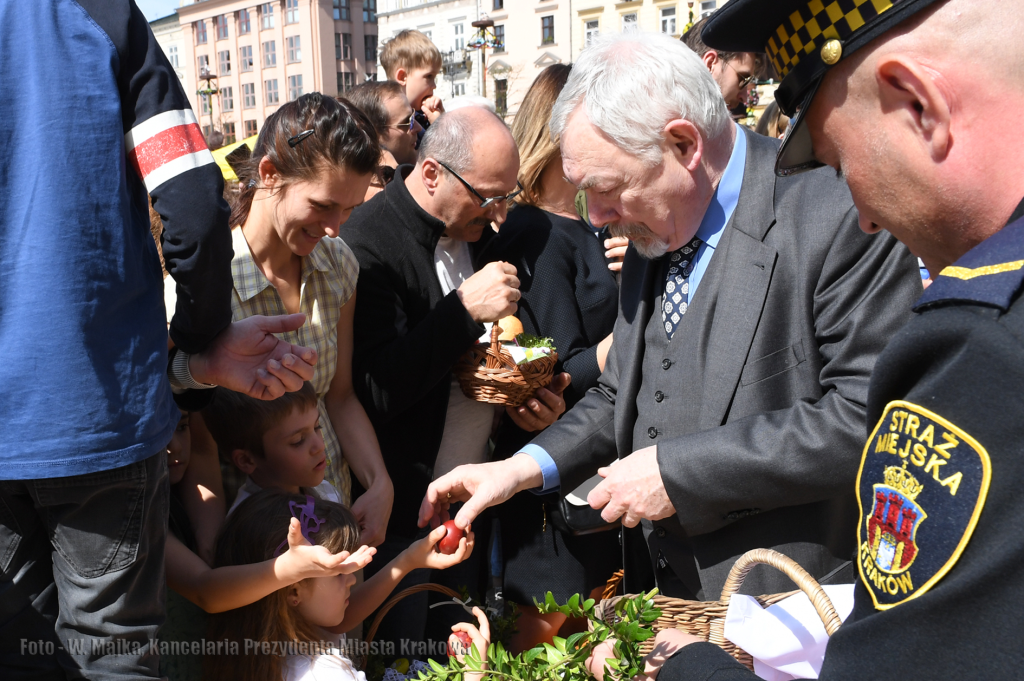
[{"xmin": 584, "ymin": 0, "xmax": 1024, "ymax": 679}]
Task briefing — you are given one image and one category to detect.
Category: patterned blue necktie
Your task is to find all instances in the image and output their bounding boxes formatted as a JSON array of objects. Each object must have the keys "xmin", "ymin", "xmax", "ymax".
[{"xmin": 662, "ymin": 235, "xmax": 704, "ymax": 340}]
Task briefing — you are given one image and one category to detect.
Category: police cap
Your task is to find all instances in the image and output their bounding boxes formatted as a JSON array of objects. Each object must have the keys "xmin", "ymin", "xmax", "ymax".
[{"xmin": 703, "ymin": 0, "xmax": 943, "ymax": 176}]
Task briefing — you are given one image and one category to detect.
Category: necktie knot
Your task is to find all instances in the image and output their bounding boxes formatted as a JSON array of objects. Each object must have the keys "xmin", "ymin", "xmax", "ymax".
[{"xmin": 662, "ymin": 235, "xmax": 704, "ymax": 340}]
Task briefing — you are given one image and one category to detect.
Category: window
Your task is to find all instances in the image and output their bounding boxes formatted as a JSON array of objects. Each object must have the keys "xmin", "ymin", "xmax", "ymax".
[
  {"xmin": 261, "ymin": 3, "xmax": 275, "ymax": 30},
  {"xmin": 167, "ymin": 44, "xmax": 179, "ymax": 68},
  {"xmin": 495, "ymin": 78, "xmax": 507, "ymax": 116},
  {"xmin": 661, "ymin": 7, "xmax": 677, "ymax": 35},
  {"xmin": 622, "ymin": 12, "xmax": 638, "ymax": 32},
  {"xmin": 364, "ymin": 34, "xmax": 377, "ymax": 63},
  {"xmin": 223, "ymin": 122, "xmax": 236, "ymax": 145},
  {"xmin": 453, "ymin": 23, "xmax": 464, "ymax": 51},
  {"xmin": 239, "ymin": 9, "xmax": 251, "ymax": 34},
  {"xmin": 216, "ymin": 15, "xmax": 228, "ymax": 39},
  {"xmin": 195, "ymin": 20, "xmax": 207, "ymax": 44},
  {"xmin": 221, "ymin": 86, "xmax": 234, "ymax": 111},
  {"xmin": 363, "ymin": 0, "xmax": 376, "ymax": 23},
  {"xmin": 366, "ymin": 72, "xmax": 375, "ymax": 82},
  {"xmin": 219, "ymin": 50, "xmax": 231, "ymax": 75},
  {"xmin": 265, "ymin": 79, "xmax": 279, "ymax": 105},
  {"xmin": 541, "ymin": 16, "xmax": 554, "ymax": 44},
  {"xmin": 245, "ymin": 119, "xmax": 258, "ymax": 137},
  {"xmin": 585, "ymin": 19, "xmax": 599, "ymax": 46},
  {"xmin": 197, "ymin": 54, "xmax": 210, "ymax": 76},
  {"xmin": 493, "ymin": 25, "xmax": 504, "ymax": 52},
  {"xmin": 337, "ymin": 71, "xmax": 355, "ymax": 93},
  {"xmin": 243, "ymin": 83, "xmax": 256, "ymax": 109},
  {"xmin": 288, "ymin": 75, "xmax": 303, "ymax": 101},
  {"xmin": 240, "ymin": 45, "xmax": 253, "ymax": 71},
  {"xmin": 335, "ymin": 33, "xmax": 342, "ymax": 60},
  {"xmin": 700, "ymin": 0, "xmax": 717, "ymax": 18},
  {"xmin": 263, "ymin": 41, "xmax": 277, "ymax": 68},
  {"xmin": 200, "ymin": 92, "xmax": 211, "ymax": 115},
  {"xmin": 493, "ymin": 0, "xmax": 503, "ymax": 9},
  {"xmin": 286, "ymin": 0, "xmax": 299, "ymax": 24},
  {"xmin": 202, "ymin": 124, "xmax": 212, "ymax": 139},
  {"xmin": 453, "ymin": 83, "xmax": 465, "ymax": 96},
  {"xmin": 287, "ymin": 36, "xmax": 301, "ymax": 63},
  {"xmin": 342, "ymin": 33, "xmax": 353, "ymax": 59},
  {"xmin": 334, "ymin": 0, "xmax": 349, "ymax": 21}
]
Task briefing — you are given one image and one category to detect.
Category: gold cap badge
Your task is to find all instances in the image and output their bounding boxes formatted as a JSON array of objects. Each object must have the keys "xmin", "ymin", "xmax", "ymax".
[{"xmin": 821, "ymin": 39, "xmax": 843, "ymax": 66}]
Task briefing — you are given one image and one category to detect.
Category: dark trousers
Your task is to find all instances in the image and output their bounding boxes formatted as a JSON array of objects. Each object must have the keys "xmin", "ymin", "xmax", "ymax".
[{"xmin": 0, "ymin": 453, "xmax": 168, "ymax": 680}]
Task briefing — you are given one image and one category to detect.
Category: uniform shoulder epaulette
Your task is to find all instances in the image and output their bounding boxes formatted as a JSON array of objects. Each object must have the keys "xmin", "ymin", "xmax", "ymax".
[{"xmin": 914, "ymin": 216, "xmax": 1024, "ymax": 313}]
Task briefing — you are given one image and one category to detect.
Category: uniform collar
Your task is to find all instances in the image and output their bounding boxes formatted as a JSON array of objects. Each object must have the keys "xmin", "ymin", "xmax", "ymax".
[
  {"xmin": 915, "ymin": 198, "xmax": 1024, "ymax": 313},
  {"xmin": 230, "ymin": 226, "xmax": 331, "ymax": 303}
]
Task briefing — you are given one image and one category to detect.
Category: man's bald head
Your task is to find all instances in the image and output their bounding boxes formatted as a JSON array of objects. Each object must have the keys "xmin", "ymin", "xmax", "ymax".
[
  {"xmin": 806, "ymin": 0, "xmax": 1024, "ymax": 272},
  {"xmin": 417, "ymin": 106, "xmax": 517, "ymax": 175}
]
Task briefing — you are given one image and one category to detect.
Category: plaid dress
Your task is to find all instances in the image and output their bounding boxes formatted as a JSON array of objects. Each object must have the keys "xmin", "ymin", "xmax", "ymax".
[{"xmin": 228, "ymin": 227, "xmax": 359, "ymax": 504}]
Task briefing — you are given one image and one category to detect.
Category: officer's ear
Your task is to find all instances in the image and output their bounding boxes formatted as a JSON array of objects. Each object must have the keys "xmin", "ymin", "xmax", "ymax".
[{"xmin": 875, "ymin": 55, "xmax": 952, "ymax": 162}]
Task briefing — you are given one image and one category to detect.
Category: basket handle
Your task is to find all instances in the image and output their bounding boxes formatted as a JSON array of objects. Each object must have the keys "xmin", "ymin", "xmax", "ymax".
[
  {"xmin": 485, "ymin": 323, "xmax": 504, "ymax": 369},
  {"xmin": 707, "ymin": 548, "xmax": 843, "ymax": 647},
  {"xmin": 364, "ymin": 583, "xmax": 463, "ymax": 644}
]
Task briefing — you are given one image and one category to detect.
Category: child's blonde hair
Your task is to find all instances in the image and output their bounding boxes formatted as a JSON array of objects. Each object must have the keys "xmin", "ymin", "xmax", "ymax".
[
  {"xmin": 205, "ymin": 489, "xmax": 361, "ymax": 681},
  {"xmin": 379, "ymin": 29, "xmax": 442, "ymax": 80}
]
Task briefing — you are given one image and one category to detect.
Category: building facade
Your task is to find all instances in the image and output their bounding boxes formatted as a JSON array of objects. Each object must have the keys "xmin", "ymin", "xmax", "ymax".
[
  {"xmin": 377, "ymin": 1, "xmax": 729, "ymax": 121},
  {"xmin": 172, "ymin": 0, "xmax": 379, "ymax": 145},
  {"xmin": 151, "ymin": 12, "xmax": 188, "ymax": 98}
]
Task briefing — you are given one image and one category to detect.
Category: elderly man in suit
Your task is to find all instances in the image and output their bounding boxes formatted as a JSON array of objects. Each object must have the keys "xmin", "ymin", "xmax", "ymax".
[{"xmin": 420, "ymin": 31, "xmax": 922, "ymax": 600}]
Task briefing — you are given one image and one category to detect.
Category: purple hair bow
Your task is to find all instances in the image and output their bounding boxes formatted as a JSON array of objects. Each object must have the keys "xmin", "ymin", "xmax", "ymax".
[{"xmin": 274, "ymin": 495, "xmax": 324, "ymax": 557}]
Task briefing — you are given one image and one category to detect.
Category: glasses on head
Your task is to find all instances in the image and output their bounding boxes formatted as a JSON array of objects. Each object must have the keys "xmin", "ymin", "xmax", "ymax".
[
  {"xmin": 724, "ymin": 60, "xmax": 756, "ymax": 89},
  {"xmin": 437, "ymin": 161, "xmax": 524, "ymax": 209},
  {"xmin": 387, "ymin": 115, "xmax": 416, "ymax": 133},
  {"xmin": 370, "ymin": 164, "xmax": 396, "ymax": 189}
]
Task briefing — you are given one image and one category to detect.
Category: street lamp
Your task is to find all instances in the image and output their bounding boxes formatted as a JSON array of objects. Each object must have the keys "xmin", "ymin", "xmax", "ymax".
[
  {"xmin": 197, "ymin": 67, "xmax": 219, "ymax": 144},
  {"xmin": 441, "ymin": 48, "xmax": 472, "ymax": 98},
  {"xmin": 468, "ymin": 17, "xmax": 501, "ymax": 99}
]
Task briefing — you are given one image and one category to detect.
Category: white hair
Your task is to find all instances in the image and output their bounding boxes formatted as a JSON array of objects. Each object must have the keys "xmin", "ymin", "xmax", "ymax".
[
  {"xmin": 551, "ymin": 31, "xmax": 731, "ymax": 164},
  {"xmin": 444, "ymin": 96, "xmax": 497, "ymax": 114}
]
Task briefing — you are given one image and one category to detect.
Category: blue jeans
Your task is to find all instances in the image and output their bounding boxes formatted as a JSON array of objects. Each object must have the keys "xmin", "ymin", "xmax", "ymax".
[{"xmin": 0, "ymin": 453, "xmax": 168, "ymax": 680}]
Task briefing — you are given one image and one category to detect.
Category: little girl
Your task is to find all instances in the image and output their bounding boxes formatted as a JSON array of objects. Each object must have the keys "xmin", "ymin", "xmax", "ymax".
[{"xmin": 207, "ymin": 489, "xmax": 490, "ymax": 681}]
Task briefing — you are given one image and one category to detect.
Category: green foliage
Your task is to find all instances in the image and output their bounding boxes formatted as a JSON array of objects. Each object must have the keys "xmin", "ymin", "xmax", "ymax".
[
  {"xmin": 410, "ymin": 590, "xmax": 660, "ymax": 681},
  {"xmin": 513, "ymin": 333, "xmax": 556, "ymax": 350}
]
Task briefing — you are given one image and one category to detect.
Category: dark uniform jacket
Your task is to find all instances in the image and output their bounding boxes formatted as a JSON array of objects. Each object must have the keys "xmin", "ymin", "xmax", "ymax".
[
  {"xmin": 662, "ymin": 200, "xmax": 1024, "ymax": 679},
  {"xmin": 528, "ymin": 130, "xmax": 922, "ymax": 599}
]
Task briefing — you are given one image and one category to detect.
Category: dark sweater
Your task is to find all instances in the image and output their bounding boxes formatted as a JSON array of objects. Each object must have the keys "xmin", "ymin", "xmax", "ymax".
[{"xmin": 339, "ymin": 166, "xmax": 486, "ymax": 539}]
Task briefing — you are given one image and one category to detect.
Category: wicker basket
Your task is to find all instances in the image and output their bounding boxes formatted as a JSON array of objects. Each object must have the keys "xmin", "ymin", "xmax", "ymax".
[
  {"xmin": 453, "ymin": 322, "xmax": 557, "ymax": 407},
  {"xmin": 594, "ymin": 549, "xmax": 843, "ymax": 671}
]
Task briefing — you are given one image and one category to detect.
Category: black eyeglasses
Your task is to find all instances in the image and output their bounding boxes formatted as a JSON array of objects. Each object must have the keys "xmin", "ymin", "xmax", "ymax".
[
  {"xmin": 724, "ymin": 61, "xmax": 756, "ymax": 89},
  {"xmin": 437, "ymin": 161, "xmax": 524, "ymax": 209}
]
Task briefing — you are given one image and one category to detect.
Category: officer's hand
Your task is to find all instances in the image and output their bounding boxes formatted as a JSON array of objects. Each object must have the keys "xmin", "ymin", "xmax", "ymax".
[
  {"xmin": 588, "ymin": 446, "xmax": 676, "ymax": 527},
  {"xmin": 604, "ymin": 236, "xmax": 630, "ymax": 273}
]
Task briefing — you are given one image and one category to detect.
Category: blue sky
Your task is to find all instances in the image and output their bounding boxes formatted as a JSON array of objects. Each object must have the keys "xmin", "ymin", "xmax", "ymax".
[{"xmin": 137, "ymin": 0, "xmax": 181, "ymax": 21}]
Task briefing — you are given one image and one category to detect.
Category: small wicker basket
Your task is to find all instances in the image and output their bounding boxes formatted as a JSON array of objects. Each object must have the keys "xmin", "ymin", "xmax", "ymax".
[
  {"xmin": 453, "ymin": 322, "xmax": 557, "ymax": 407},
  {"xmin": 594, "ymin": 549, "xmax": 843, "ymax": 671}
]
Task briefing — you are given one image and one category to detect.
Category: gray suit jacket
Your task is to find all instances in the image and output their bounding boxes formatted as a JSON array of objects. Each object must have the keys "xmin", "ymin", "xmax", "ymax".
[{"xmin": 530, "ymin": 129, "xmax": 922, "ymax": 599}]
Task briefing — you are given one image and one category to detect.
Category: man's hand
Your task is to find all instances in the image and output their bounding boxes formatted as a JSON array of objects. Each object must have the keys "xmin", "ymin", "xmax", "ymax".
[
  {"xmin": 457, "ymin": 261, "xmax": 520, "ymax": 323},
  {"xmin": 639, "ymin": 629, "xmax": 704, "ymax": 680},
  {"xmin": 189, "ymin": 314, "xmax": 317, "ymax": 400},
  {"xmin": 505, "ymin": 372, "xmax": 570, "ymax": 431},
  {"xmin": 350, "ymin": 477, "xmax": 394, "ymax": 548},
  {"xmin": 588, "ymin": 446, "xmax": 676, "ymax": 527},
  {"xmin": 419, "ymin": 455, "xmax": 543, "ymax": 530},
  {"xmin": 421, "ymin": 96, "xmax": 445, "ymax": 124},
  {"xmin": 604, "ymin": 236, "xmax": 630, "ymax": 273}
]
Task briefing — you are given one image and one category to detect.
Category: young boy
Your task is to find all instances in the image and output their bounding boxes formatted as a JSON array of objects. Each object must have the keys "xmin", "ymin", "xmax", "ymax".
[
  {"xmin": 379, "ymin": 29, "xmax": 445, "ymax": 129},
  {"xmin": 202, "ymin": 382, "xmax": 342, "ymax": 515}
]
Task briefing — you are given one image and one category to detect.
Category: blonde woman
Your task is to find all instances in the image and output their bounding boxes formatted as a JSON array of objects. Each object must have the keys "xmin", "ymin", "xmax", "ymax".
[{"xmin": 479, "ymin": 64, "xmax": 622, "ymax": 652}]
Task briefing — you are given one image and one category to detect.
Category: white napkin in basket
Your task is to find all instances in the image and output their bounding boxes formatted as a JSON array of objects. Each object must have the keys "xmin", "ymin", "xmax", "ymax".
[{"xmin": 723, "ymin": 584, "xmax": 855, "ymax": 680}]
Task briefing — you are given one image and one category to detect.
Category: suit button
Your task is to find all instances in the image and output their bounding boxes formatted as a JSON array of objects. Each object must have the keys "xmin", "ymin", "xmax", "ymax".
[
  {"xmin": 662, "ymin": 359, "xmax": 672, "ymax": 370},
  {"xmin": 654, "ymin": 391, "xmax": 665, "ymax": 403},
  {"xmin": 648, "ymin": 427, "xmax": 658, "ymax": 439},
  {"xmin": 655, "ymin": 526, "xmax": 667, "ymax": 538}
]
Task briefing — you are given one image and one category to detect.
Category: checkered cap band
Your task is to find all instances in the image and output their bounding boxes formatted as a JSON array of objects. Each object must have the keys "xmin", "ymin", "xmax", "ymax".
[{"xmin": 766, "ymin": 0, "xmax": 902, "ymax": 79}]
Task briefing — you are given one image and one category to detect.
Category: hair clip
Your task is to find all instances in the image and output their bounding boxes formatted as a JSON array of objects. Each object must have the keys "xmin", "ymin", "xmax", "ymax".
[
  {"xmin": 274, "ymin": 494, "xmax": 324, "ymax": 556},
  {"xmin": 288, "ymin": 129, "xmax": 315, "ymax": 147},
  {"xmin": 247, "ymin": 178, "xmax": 258, "ymax": 189}
]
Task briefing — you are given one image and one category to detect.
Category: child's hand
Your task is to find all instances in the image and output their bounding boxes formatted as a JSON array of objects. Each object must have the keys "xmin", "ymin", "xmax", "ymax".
[
  {"xmin": 448, "ymin": 606, "xmax": 490, "ymax": 681},
  {"xmin": 402, "ymin": 523, "xmax": 475, "ymax": 571},
  {"xmin": 422, "ymin": 96, "xmax": 445, "ymax": 124},
  {"xmin": 275, "ymin": 517, "xmax": 376, "ymax": 582}
]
